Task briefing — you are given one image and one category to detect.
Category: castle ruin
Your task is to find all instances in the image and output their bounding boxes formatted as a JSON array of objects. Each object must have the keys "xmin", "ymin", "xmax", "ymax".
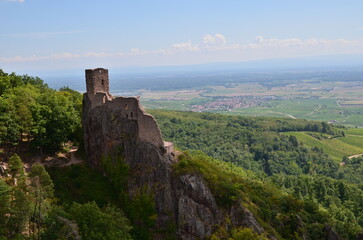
[
  {"xmin": 81, "ymin": 68, "xmax": 260, "ymax": 239},
  {"xmin": 82, "ymin": 68, "xmax": 173, "ymax": 167}
]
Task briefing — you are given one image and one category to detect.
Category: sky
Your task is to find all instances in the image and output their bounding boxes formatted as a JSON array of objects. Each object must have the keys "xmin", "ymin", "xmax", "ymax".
[{"xmin": 1, "ymin": 0, "xmax": 363, "ymax": 73}]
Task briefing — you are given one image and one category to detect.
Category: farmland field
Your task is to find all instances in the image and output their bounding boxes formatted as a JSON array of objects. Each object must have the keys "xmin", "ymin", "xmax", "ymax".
[
  {"xmin": 345, "ymin": 128, "xmax": 363, "ymax": 136},
  {"xmin": 282, "ymin": 132, "xmax": 363, "ymax": 162},
  {"xmin": 139, "ymin": 79, "xmax": 363, "ymax": 127}
]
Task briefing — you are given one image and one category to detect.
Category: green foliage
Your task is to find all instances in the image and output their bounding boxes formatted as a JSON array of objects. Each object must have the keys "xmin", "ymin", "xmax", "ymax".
[
  {"xmin": 0, "ymin": 156, "xmax": 132, "ymax": 240},
  {"xmin": 8, "ymin": 154, "xmax": 24, "ymax": 181},
  {"xmin": 127, "ymin": 189, "xmax": 157, "ymax": 240},
  {"xmin": 29, "ymin": 163, "xmax": 54, "ymax": 197},
  {"xmin": 338, "ymin": 156, "xmax": 363, "ymax": 184},
  {"xmin": 28, "ymin": 164, "xmax": 55, "ymax": 239},
  {"xmin": 37, "ymin": 164, "xmax": 133, "ymax": 240},
  {"xmin": 0, "ymin": 97, "xmax": 21, "ymax": 151},
  {"xmin": 101, "ymin": 148, "xmax": 128, "ymax": 193},
  {"xmin": 0, "ymin": 179, "xmax": 11, "ymax": 236},
  {"xmin": 284, "ymin": 131, "xmax": 363, "ymax": 162},
  {"xmin": 231, "ymin": 227, "xmax": 269, "ymax": 240},
  {"xmin": 174, "ymin": 151, "xmax": 361, "ymax": 239},
  {"xmin": 152, "ymin": 110, "xmax": 341, "ymax": 178},
  {"xmin": 7, "ymin": 186, "xmax": 32, "ymax": 238},
  {"xmin": 40, "ymin": 206, "xmax": 81, "ymax": 240},
  {"xmin": 31, "ymin": 90, "xmax": 80, "ymax": 152},
  {"xmin": 174, "ymin": 152, "xmax": 245, "ymax": 206},
  {"xmin": 271, "ymin": 174, "xmax": 363, "ymax": 233},
  {"xmin": 68, "ymin": 201, "xmax": 132, "ymax": 240},
  {"xmin": 100, "ymin": 149, "xmax": 157, "ymax": 240},
  {"xmin": 210, "ymin": 226, "xmax": 269, "ymax": 240},
  {"xmin": 0, "ymin": 155, "xmax": 62, "ymax": 240},
  {"xmin": 46, "ymin": 164, "xmax": 118, "ymax": 206},
  {"xmin": 0, "ymin": 70, "xmax": 81, "ymax": 153}
]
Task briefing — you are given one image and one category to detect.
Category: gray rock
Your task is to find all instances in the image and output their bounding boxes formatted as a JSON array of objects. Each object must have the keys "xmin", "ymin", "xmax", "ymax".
[
  {"xmin": 324, "ymin": 225, "xmax": 340, "ymax": 240},
  {"xmin": 230, "ymin": 204, "xmax": 264, "ymax": 234},
  {"xmin": 175, "ymin": 174, "xmax": 221, "ymax": 239}
]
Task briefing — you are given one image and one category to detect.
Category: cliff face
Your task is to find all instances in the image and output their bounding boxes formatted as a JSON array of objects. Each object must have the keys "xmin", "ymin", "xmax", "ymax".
[
  {"xmin": 83, "ymin": 92, "xmax": 221, "ymax": 239},
  {"xmin": 82, "ymin": 68, "xmax": 268, "ymax": 239}
]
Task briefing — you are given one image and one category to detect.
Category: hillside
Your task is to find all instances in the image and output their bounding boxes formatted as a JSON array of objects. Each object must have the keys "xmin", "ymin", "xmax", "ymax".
[
  {"xmin": 150, "ymin": 110, "xmax": 359, "ymax": 174},
  {"xmin": 0, "ymin": 70, "xmax": 362, "ymax": 239}
]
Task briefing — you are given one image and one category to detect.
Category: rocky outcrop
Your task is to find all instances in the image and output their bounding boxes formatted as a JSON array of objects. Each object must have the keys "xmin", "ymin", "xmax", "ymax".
[
  {"xmin": 229, "ymin": 204, "xmax": 264, "ymax": 234},
  {"xmin": 174, "ymin": 174, "xmax": 221, "ymax": 239},
  {"xmin": 83, "ymin": 96, "xmax": 222, "ymax": 239},
  {"xmin": 82, "ymin": 68, "xmax": 270, "ymax": 239}
]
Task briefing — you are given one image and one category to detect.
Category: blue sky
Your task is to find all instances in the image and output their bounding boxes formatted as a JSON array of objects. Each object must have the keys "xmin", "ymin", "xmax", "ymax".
[{"xmin": 1, "ymin": 0, "xmax": 363, "ymax": 72}]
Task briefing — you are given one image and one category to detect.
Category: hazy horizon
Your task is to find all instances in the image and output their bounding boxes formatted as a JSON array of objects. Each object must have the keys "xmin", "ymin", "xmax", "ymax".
[{"xmin": 18, "ymin": 54, "xmax": 362, "ymax": 92}]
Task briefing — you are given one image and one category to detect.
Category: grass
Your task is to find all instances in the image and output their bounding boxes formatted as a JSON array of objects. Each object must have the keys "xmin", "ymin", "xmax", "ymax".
[
  {"xmin": 345, "ymin": 128, "xmax": 363, "ymax": 136},
  {"xmin": 282, "ymin": 132, "xmax": 363, "ymax": 162},
  {"xmin": 339, "ymin": 136, "xmax": 363, "ymax": 148}
]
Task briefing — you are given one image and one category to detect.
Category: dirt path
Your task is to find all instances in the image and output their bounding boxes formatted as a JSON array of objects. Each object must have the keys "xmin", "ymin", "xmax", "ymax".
[
  {"xmin": 348, "ymin": 153, "xmax": 363, "ymax": 159},
  {"xmin": 269, "ymin": 111, "xmax": 296, "ymax": 119},
  {"xmin": 30, "ymin": 147, "xmax": 84, "ymax": 168},
  {"xmin": 309, "ymin": 104, "xmax": 321, "ymax": 115},
  {"xmin": 60, "ymin": 147, "xmax": 84, "ymax": 166},
  {"xmin": 346, "ymin": 134, "xmax": 363, "ymax": 137}
]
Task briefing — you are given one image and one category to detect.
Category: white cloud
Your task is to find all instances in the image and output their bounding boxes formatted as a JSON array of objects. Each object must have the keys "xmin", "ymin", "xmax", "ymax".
[
  {"xmin": 84, "ymin": 52, "xmax": 113, "ymax": 57},
  {"xmin": 172, "ymin": 41, "xmax": 201, "ymax": 52},
  {"xmin": 255, "ymin": 35, "xmax": 265, "ymax": 43},
  {"xmin": 203, "ymin": 34, "xmax": 226, "ymax": 45},
  {"xmin": 2, "ymin": 35, "xmax": 363, "ymax": 67},
  {"xmin": 203, "ymin": 34, "xmax": 215, "ymax": 44},
  {"xmin": 251, "ymin": 37, "xmax": 304, "ymax": 47},
  {"xmin": 248, "ymin": 36, "xmax": 359, "ymax": 49}
]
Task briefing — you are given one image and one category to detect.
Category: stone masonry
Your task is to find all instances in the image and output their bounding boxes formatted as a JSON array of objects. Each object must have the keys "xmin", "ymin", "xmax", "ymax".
[{"xmin": 83, "ymin": 68, "xmax": 170, "ymax": 159}]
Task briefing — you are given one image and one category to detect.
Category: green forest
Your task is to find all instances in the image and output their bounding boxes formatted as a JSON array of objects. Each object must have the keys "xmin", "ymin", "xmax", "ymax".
[{"xmin": 0, "ymin": 70, "xmax": 362, "ymax": 239}]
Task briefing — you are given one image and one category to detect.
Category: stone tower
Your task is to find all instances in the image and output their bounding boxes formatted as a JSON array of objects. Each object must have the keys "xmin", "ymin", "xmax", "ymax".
[
  {"xmin": 85, "ymin": 68, "xmax": 109, "ymax": 94},
  {"xmin": 83, "ymin": 68, "xmax": 166, "ymax": 150}
]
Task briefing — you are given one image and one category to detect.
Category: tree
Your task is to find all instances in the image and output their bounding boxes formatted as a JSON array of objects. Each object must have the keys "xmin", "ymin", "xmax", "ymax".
[
  {"xmin": 7, "ymin": 186, "xmax": 31, "ymax": 238},
  {"xmin": 9, "ymin": 85, "xmax": 39, "ymax": 141},
  {"xmin": 28, "ymin": 164, "xmax": 54, "ymax": 239},
  {"xmin": 68, "ymin": 202, "xmax": 132, "ymax": 240},
  {"xmin": 231, "ymin": 227, "xmax": 268, "ymax": 240},
  {"xmin": 28, "ymin": 164, "xmax": 54, "ymax": 197},
  {"xmin": 41, "ymin": 206, "xmax": 81, "ymax": 240},
  {"xmin": 0, "ymin": 98, "xmax": 21, "ymax": 155},
  {"xmin": 31, "ymin": 91, "xmax": 79, "ymax": 152},
  {"xmin": 8, "ymin": 154, "xmax": 24, "ymax": 185},
  {"xmin": 0, "ymin": 178, "xmax": 11, "ymax": 236}
]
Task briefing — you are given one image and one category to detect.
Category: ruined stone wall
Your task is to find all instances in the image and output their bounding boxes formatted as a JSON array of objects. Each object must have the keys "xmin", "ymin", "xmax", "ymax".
[
  {"xmin": 136, "ymin": 104, "xmax": 164, "ymax": 148},
  {"xmin": 111, "ymin": 97, "xmax": 139, "ymax": 121},
  {"xmin": 83, "ymin": 68, "xmax": 164, "ymax": 156},
  {"xmin": 84, "ymin": 95, "xmax": 164, "ymax": 149}
]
